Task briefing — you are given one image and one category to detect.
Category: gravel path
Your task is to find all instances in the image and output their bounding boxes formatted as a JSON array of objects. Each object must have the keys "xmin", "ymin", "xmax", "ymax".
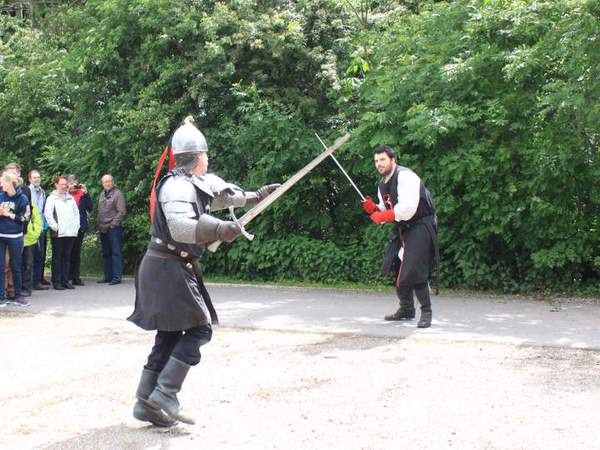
[{"xmin": 2, "ymin": 308, "xmax": 599, "ymax": 450}]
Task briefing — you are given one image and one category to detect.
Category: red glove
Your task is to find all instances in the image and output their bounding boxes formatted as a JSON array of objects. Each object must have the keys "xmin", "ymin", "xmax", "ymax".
[
  {"xmin": 362, "ymin": 196, "xmax": 378, "ymax": 214},
  {"xmin": 370, "ymin": 209, "xmax": 395, "ymax": 224}
]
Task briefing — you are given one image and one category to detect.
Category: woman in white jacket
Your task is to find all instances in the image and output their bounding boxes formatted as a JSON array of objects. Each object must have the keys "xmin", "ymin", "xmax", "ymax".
[{"xmin": 44, "ymin": 176, "xmax": 80, "ymax": 290}]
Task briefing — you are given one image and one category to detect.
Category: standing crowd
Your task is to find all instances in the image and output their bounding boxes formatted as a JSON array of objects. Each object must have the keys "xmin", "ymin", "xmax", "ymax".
[{"xmin": 0, "ymin": 163, "xmax": 127, "ymax": 307}]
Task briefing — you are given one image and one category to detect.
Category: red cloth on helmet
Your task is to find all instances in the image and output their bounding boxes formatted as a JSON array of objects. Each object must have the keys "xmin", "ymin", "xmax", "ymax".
[{"xmin": 149, "ymin": 144, "xmax": 175, "ymax": 222}]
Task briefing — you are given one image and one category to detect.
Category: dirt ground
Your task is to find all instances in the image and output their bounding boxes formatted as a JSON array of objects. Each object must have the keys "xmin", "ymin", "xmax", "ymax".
[{"xmin": 1, "ymin": 310, "xmax": 600, "ymax": 450}]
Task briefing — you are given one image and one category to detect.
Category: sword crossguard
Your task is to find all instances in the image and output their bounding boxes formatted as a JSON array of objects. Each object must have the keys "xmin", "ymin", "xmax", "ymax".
[{"xmin": 229, "ymin": 206, "xmax": 254, "ymax": 241}]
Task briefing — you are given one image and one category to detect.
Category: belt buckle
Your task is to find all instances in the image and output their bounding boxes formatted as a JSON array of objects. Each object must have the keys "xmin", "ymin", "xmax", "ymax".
[
  {"xmin": 154, "ymin": 237, "xmax": 163, "ymax": 244},
  {"xmin": 186, "ymin": 262, "xmax": 193, "ymax": 270},
  {"xmin": 167, "ymin": 244, "xmax": 176, "ymax": 251},
  {"xmin": 180, "ymin": 251, "xmax": 189, "ymax": 258}
]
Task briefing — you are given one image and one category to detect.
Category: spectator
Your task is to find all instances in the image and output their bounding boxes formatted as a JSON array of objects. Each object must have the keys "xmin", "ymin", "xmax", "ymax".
[
  {"xmin": 67, "ymin": 175, "xmax": 93, "ymax": 286},
  {"xmin": 97, "ymin": 174, "xmax": 126, "ymax": 285},
  {"xmin": 29, "ymin": 169, "xmax": 51, "ymax": 289},
  {"xmin": 44, "ymin": 176, "xmax": 80, "ymax": 290},
  {"xmin": 362, "ymin": 145, "xmax": 438, "ymax": 328},
  {"xmin": 0, "ymin": 171, "xmax": 30, "ymax": 307},
  {"xmin": 3, "ymin": 163, "xmax": 31, "ymax": 300},
  {"xmin": 5, "ymin": 163, "xmax": 31, "ymax": 204},
  {"xmin": 22, "ymin": 200, "xmax": 43, "ymax": 297},
  {"xmin": 0, "ymin": 169, "xmax": 11, "ymax": 302}
]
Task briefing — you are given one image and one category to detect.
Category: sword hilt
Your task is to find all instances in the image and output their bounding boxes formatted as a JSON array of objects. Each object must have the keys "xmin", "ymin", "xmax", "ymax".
[
  {"xmin": 206, "ymin": 207, "xmax": 253, "ymax": 253},
  {"xmin": 228, "ymin": 206, "xmax": 254, "ymax": 241}
]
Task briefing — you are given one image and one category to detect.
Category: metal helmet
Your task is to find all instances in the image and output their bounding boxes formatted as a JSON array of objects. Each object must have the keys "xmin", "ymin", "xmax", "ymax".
[{"xmin": 171, "ymin": 116, "xmax": 208, "ymax": 154}]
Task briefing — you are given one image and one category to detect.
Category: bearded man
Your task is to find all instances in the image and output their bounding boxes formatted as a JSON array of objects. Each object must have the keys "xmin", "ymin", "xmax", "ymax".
[{"xmin": 363, "ymin": 145, "xmax": 438, "ymax": 328}]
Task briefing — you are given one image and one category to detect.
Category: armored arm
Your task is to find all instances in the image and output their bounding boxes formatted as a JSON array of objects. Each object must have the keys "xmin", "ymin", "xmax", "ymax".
[
  {"xmin": 202, "ymin": 173, "xmax": 246, "ymax": 211},
  {"xmin": 202, "ymin": 173, "xmax": 279, "ymax": 210},
  {"xmin": 160, "ymin": 177, "xmax": 241, "ymax": 245}
]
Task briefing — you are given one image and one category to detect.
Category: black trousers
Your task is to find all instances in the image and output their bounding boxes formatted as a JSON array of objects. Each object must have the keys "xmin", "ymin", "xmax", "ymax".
[
  {"xmin": 22, "ymin": 244, "xmax": 36, "ymax": 292},
  {"xmin": 144, "ymin": 324, "xmax": 213, "ymax": 372},
  {"xmin": 51, "ymin": 236, "xmax": 75, "ymax": 286},
  {"xmin": 70, "ymin": 230, "xmax": 85, "ymax": 281}
]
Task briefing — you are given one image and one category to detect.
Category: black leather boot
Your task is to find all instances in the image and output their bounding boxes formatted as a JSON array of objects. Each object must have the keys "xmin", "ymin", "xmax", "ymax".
[
  {"xmin": 148, "ymin": 357, "xmax": 195, "ymax": 425},
  {"xmin": 133, "ymin": 369, "xmax": 176, "ymax": 427},
  {"xmin": 385, "ymin": 286, "xmax": 416, "ymax": 321},
  {"xmin": 415, "ymin": 284, "xmax": 432, "ymax": 328}
]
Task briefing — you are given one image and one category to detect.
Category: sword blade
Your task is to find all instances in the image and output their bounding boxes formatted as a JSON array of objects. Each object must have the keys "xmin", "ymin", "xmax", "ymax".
[
  {"xmin": 315, "ymin": 133, "xmax": 365, "ymax": 202},
  {"xmin": 207, "ymin": 132, "xmax": 351, "ymax": 252}
]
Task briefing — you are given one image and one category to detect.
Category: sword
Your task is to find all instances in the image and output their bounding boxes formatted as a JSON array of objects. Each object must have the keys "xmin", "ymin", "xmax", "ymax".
[
  {"xmin": 207, "ymin": 132, "xmax": 351, "ymax": 252},
  {"xmin": 314, "ymin": 133, "xmax": 365, "ymax": 202}
]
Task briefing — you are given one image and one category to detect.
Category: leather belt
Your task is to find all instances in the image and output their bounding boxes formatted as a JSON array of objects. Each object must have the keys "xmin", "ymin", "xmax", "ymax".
[
  {"xmin": 151, "ymin": 237, "xmax": 190, "ymax": 259},
  {"xmin": 146, "ymin": 248, "xmax": 195, "ymax": 271}
]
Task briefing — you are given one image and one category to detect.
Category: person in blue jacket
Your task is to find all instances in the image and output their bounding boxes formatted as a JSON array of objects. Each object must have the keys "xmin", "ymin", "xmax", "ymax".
[{"xmin": 0, "ymin": 171, "xmax": 30, "ymax": 307}]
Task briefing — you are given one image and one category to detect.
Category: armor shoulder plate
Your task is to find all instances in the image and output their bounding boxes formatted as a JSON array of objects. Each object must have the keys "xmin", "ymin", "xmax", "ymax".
[
  {"xmin": 202, "ymin": 173, "xmax": 230, "ymax": 193},
  {"xmin": 191, "ymin": 175, "xmax": 215, "ymax": 199},
  {"xmin": 159, "ymin": 175, "xmax": 198, "ymax": 203},
  {"xmin": 201, "ymin": 173, "xmax": 246, "ymax": 210}
]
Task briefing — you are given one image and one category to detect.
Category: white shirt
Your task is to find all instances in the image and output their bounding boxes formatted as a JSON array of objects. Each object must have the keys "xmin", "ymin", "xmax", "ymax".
[{"xmin": 376, "ymin": 167, "xmax": 421, "ymax": 222}]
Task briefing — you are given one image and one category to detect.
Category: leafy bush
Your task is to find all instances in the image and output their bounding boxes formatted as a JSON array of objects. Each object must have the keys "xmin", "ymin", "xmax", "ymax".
[
  {"xmin": 1, "ymin": 0, "xmax": 599, "ymax": 293},
  {"xmin": 349, "ymin": 0, "xmax": 600, "ymax": 292},
  {"xmin": 203, "ymin": 224, "xmax": 391, "ymax": 284}
]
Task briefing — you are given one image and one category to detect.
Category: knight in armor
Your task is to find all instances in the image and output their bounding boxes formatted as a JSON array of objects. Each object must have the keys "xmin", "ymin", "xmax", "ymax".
[
  {"xmin": 128, "ymin": 117, "xmax": 279, "ymax": 427},
  {"xmin": 362, "ymin": 145, "xmax": 438, "ymax": 328}
]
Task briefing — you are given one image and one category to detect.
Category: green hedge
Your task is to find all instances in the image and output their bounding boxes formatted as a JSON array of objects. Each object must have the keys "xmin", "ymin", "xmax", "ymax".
[
  {"xmin": 203, "ymin": 224, "xmax": 391, "ymax": 284},
  {"xmin": 1, "ymin": 0, "xmax": 599, "ymax": 294},
  {"xmin": 347, "ymin": 0, "xmax": 600, "ymax": 292}
]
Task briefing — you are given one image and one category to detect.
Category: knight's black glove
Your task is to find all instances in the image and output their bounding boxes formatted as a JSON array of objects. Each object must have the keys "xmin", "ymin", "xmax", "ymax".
[{"xmin": 256, "ymin": 184, "xmax": 281, "ymax": 201}]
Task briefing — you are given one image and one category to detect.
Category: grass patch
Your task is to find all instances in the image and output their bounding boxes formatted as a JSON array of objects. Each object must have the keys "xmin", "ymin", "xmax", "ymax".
[{"xmin": 203, "ymin": 275, "xmax": 394, "ymax": 291}]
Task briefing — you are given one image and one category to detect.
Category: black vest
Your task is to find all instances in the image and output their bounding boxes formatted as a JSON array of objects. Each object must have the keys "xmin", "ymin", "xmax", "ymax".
[
  {"xmin": 150, "ymin": 172, "xmax": 212, "ymax": 259},
  {"xmin": 378, "ymin": 166, "xmax": 435, "ymax": 227}
]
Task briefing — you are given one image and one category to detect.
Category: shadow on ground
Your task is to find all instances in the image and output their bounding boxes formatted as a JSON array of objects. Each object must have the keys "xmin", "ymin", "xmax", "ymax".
[
  {"xmin": 43, "ymin": 424, "xmax": 191, "ymax": 450},
  {"xmin": 293, "ymin": 333, "xmax": 405, "ymax": 356}
]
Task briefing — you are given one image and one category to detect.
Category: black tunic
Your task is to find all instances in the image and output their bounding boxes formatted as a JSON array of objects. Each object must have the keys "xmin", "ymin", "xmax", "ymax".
[
  {"xmin": 127, "ymin": 173, "xmax": 215, "ymax": 331},
  {"xmin": 378, "ymin": 166, "xmax": 438, "ymax": 289}
]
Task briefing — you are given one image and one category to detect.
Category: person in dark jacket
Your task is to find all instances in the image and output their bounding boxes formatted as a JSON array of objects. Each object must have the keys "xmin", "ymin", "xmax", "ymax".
[
  {"xmin": 97, "ymin": 174, "xmax": 126, "ymax": 285},
  {"xmin": 67, "ymin": 175, "xmax": 93, "ymax": 286},
  {"xmin": 0, "ymin": 171, "xmax": 30, "ymax": 307},
  {"xmin": 3, "ymin": 163, "xmax": 31, "ymax": 301}
]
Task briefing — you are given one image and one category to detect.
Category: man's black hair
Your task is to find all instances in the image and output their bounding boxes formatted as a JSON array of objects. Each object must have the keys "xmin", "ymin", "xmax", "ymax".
[{"xmin": 373, "ymin": 144, "xmax": 396, "ymax": 160}]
